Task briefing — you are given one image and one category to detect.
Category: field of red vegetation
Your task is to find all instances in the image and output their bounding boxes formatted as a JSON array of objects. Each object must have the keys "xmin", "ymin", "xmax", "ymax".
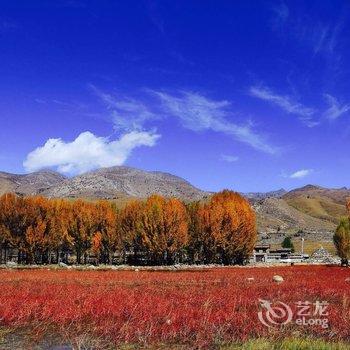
[{"xmin": 0, "ymin": 266, "xmax": 349, "ymax": 348}]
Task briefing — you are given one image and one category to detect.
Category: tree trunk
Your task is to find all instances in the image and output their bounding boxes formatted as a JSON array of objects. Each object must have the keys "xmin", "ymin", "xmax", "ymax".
[
  {"xmin": 4, "ymin": 244, "xmax": 8, "ymax": 264},
  {"xmin": 76, "ymin": 250, "xmax": 81, "ymax": 264},
  {"xmin": 341, "ymin": 258, "xmax": 349, "ymax": 267}
]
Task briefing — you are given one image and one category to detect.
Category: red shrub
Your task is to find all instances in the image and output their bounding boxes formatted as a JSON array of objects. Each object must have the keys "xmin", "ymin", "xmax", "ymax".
[{"xmin": 0, "ymin": 266, "xmax": 349, "ymax": 347}]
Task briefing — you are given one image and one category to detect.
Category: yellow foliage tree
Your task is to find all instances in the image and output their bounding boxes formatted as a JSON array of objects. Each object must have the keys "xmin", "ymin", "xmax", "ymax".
[
  {"xmin": 194, "ymin": 190, "xmax": 256, "ymax": 264},
  {"xmin": 138, "ymin": 195, "xmax": 189, "ymax": 265}
]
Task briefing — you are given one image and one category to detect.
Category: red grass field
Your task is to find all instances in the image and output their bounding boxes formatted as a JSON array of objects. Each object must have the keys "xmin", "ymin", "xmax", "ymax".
[{"xmin": 0, "ymin": 266, "xmax": 349, "ymax": 348}]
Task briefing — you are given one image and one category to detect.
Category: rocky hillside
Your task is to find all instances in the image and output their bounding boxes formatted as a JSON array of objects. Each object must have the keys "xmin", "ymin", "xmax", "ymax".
[
  {"xmin": 0, "ymin": 166, "xmax": 208, "ymax": 201},
  {"xmin": 43, "ymin": 166, "xmax": 209, "ymax": 200},
  {"xmin": 0, "ymin": 170, "xmax": 66, "ymax": 196},
  {"xmin": 248, "ymin": 184, "xmax": 350, "ymax": 233},
  {"xmin": 283, "ymin": 185, "xmax": 350, "ymax": 224},
  {"xmin": 252, "ymin": 197, "xmax": 336, "ymax": 233},
  {"xmin": 243, "ymin": 188, "xmax": 287, "ymax": 200}
]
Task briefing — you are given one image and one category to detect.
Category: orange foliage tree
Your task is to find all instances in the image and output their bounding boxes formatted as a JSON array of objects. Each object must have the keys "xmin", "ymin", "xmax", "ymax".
[
  {"xmin": 190, "ymin": 190, "xmax": 256, "ymax": 264},
  {"xmin": 0, "ymin": 193, "xmax": 25, "ymax": 263},
  {"xmin": 45, "ymin": 199, "xmax": 74, "ymax": 264},
  {"xmin": 186, "ymin": 201, "xmax": 203, "ymax": 263},
  {"xmin": 0, "ymin": 190, "xmax": 256, "ymax": 266},
  {"xmin": 119, "ymin": 200, "xmax": 143, "ymax": 264},
  {"xmin": 136, "ymin": 195, "xmax": 189, "ymax": 265},
  {"xmin": 94, "ymin": 201, "xmax": 120, "ymax": 264},
  {"xmin": 66, "ymin": 200, "xmax": 98, "ymax": 264}
]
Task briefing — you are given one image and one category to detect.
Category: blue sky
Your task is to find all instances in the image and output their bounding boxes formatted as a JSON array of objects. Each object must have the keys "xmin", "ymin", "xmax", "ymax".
[{"xmin": 1, "ymin": 0, "xmax": 350, "ymax": 192}]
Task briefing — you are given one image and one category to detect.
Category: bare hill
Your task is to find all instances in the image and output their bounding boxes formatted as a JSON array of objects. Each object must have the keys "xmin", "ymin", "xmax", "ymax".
[
  {"xmin": 0, "ymin": 170, "xmax": 66, "ymax": 196},
  {"xmin": 282, "ymin": 185, "xmax": 350, "ymax": 224},
  {"xmin": 252, "ymin": 197, "xmax": 336, "ymax": 233},
  {"xmin": 42, "ymin": 166, "xmax": 209, "ymax": 201},
  {"xmin": 243, "ymin": 188, "xmax": 287, "ymax": 200}
]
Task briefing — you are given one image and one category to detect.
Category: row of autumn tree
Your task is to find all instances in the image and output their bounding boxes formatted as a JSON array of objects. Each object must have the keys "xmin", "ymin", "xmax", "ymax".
[
  {"xmin": 0, "ymin": 190, "xmax": 257, "ymax": 265},
  {"xmin": 334, "ymin": 200, "xmax": 350, "ymax": 266}
]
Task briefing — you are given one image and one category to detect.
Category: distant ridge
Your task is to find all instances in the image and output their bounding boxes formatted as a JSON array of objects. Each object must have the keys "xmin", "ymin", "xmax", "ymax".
[
  {"xmin": 0, "ymin": 170, "xmax": 66, "ymax": 196},
  {"xmin": 243, "ymin": 188, "xmax": 287, "ymax": 200},
  {"xmin": 282, "ymin": 184, "xmax": 350, "ymax": 226},
  {"xmin": 0, "ymin": 166, "xmax": 208, "ymax": 201}
]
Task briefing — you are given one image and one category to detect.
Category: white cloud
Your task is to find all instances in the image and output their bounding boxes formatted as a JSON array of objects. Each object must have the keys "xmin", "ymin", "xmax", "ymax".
[
  {"xmin": 323, "ymin": 94, "xmax": 350, "ymax": 120},
  {"xmin": 249, "ymin": 85, "xmax": 318, "ymax": 127},
  {"xmin": 289, "ymin": 169, "xmax": 313, "ymax": 179},
  {"xmin": 90, "ymin": 84, "xmax": 160, "ymax": 132},
  {"xmin": 154, "ymin": 91, "xmax": 278, "ymax": 154},
  {"xmin": 221, "ymin": 154, "xmax": 239, "ymax": 163},
  {"xmin": 92, "ymin": 86, "xmax": 278, "ymax": 155},
  {"xmin": 23, "ymin": 131, "xmax": 160, "ymax": 175}
]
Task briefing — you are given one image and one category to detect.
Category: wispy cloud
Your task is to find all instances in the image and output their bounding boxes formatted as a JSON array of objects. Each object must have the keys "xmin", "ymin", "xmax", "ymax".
[
  {"xmin": 145, "ymin": 0, "xmax": 165, "ymax": 35},
  {"xmin": 249, "ymin": 85, "xmax": 318, "ymax": 127},
  {"xmin": 302, "ymin": 22, "xmax": 341, "ymax": 56},
  {"xmin": 313, "ymin": 25, "xmax": 333, "ymax": 54},
  {"xmin": 288, "ymin": 169, "xmax": 313, "ymax": 179},
  {"xmin": 270, "ymin": 4, "xmax": 344, "ymax": 64},
  {"xmin": 169, "ymin": 51, "xmax": 195, "ymax": 66},
  {"xmin": 0, "ymin": 19, "xmax": 19, "ymax": 32},
  {"xmin": 154, "ymin": 91, "xmax": 278, "ymax": 154},
  {"xmin": 90, "ymin": 84, "xmax": 160, "ymax": 132},
  {"xmin": 55, "ymin": 0, "xmax": 86, "ymax": 8},
  {"xmin": 323, "ymin": 94, "xmax": 350, "ymax": 120},
  {"xmin": 92, "ymin": 86, "xmax": 278, "ymax": 155},
  {"xmin": 250, "ymin": 85, "xmax": 314, "ymax": 116},
  {"xmin": 34, "ymin": 98, "xmax": 47, "ymax": 105},
  {"xmin": 293, "ymin": 14, "xmax": 345, "ymax": 64},
  {"xmin": 221, "ymin": 154, "xmax": 239, "ymax": 163},
  {"xmin": 24, "ymin": 131, "xmax": 160, "ymax": 175},
  {"xmin": 270, "ymin": 1, "xmax": 289, "ymax": 30},
  {"xmin": 34, "ymin": 97, "xmax": 88, "ymax": 115}
]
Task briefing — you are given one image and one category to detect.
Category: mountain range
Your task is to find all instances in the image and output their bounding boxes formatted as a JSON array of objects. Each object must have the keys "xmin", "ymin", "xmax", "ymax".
[
  {"xmin": 0, "ymin": 167, "xmax": 349, "ymax": 233},
  {"xmin": 0, "ymin": 167, "xmax": 208, "ymax": 201}
]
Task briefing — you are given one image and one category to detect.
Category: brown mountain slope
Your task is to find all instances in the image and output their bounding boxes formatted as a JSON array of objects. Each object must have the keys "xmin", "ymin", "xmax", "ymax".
[
  {"xmin": 0, "ymin": 170, "xmax": 66, "ymax": 196},
  {"xmin": 252, "ymin": 197, "xmax": 336, "ymax": 233},
  {"xmin": 282, "ymin": 185, "xmax": 350, "ymax": 224},
  {"xmin": 42, "ymin": 166, "xmax": 209, "ymax": 201}
]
